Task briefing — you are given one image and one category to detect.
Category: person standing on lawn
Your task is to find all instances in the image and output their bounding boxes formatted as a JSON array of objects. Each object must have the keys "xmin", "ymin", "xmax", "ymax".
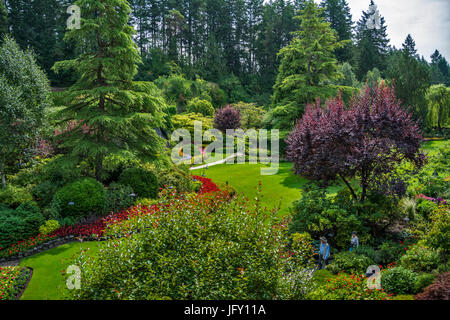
[
  {"xmin": 350, "ymin": 231, "xmax": 359, "ymax": 252},
  {"xmin": 318, "ymin": 237, "xmax": 330, "ymax": 270}
]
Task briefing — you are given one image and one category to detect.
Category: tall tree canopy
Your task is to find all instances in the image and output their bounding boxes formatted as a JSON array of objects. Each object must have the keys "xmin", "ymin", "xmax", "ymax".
[
  {"xmin": 426, "ymin": 84, "xmax": 450, "ymax": 132},
  {"xmin": 0, "ymin": 36, "xmax": 50, "ymax": 187},
  {"xmin": 0, "ymin": 0, "xmax": 7, "ymax": 36},
  {"xmin": 53, "ymin": 0, "xmax": 167, "ymax": 181},
  {"xmin": 268, "ymin": 0, "xmax": 346, "ymax": 129},
  {"xmin": 354, "ymin": 0, "xmax": 389, "ymax": 80}
]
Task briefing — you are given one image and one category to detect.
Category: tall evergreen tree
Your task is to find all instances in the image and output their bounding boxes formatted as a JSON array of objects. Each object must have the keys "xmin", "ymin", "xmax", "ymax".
[
  {"xmin": 430, "ymin": 49, "xmax": 450, "ymax": 86},
  {"xmin": 269, "ymin": 0, "xmax": 346, "ymax": 129},
  {"xmin": 0, "ymin": 0, "xmax": 7, "ymax": 36},
  {"xmin": 53, "ymin": 0, "xmax": 167, "ymax": 181},
  {"xmin": 354, "ymin": 0, "xmax": 389, "ymax": 79},
  {"xmin": 320, "ymin": 0, "xmax": 353, "ymax": 62}
]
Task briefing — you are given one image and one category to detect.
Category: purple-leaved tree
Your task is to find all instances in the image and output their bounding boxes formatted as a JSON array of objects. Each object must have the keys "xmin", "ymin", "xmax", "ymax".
[
  {"xmin": 214, "ymin": 105, "xmax": 241, "ymax": 133},
  {"xmin": 286, "ymin": 83, "xmax": 426, "ymax": 202}
]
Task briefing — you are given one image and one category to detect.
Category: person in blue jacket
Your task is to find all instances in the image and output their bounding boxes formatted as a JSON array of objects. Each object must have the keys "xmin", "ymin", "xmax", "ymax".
[{"xmin": 318, "ymin": 237, "xmax": 330, "ymax": 270}]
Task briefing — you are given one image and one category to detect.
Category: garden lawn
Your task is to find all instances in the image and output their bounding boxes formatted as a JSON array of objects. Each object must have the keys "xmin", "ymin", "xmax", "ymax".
[
  {"xmin": 201, "ymin": 162, "xmax": 345, "ymax": 217},
  {"xmin": 19, "ymin": 241, "xmax": 101, "ymax": 300}
]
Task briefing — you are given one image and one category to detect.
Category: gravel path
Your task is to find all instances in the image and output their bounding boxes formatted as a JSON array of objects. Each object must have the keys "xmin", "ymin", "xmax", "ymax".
[{"xmin": 0, "ymin": 259, "xmax": 21, "ymax": 267}]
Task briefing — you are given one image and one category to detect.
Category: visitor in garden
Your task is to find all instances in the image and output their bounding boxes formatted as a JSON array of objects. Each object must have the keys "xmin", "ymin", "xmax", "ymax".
[
  {"xmin": 318, "ymin": 237, "xmax": 330, "ymax": 270},
  {"xmin": 350, "ymin": 232, "xmax": 359, "ymax": 252}
]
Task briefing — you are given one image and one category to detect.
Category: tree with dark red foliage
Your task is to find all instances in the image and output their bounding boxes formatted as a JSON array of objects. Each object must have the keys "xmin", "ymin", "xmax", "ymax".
[
  {"xmin": 286, "ymin": 83, "xmax": 426, "ymax": 202},
  {"xmin": 214, "ymin": 105, "xmax": 241, "ymax": 133},
  {"xmin": 415, "ymin": 272, "xmax": 450, "ymax": 300}
]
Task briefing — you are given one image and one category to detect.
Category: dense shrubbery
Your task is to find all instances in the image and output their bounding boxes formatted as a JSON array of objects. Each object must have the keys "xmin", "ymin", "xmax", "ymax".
[
  {"xmin": 51, "ymin": 178, "xmax": 106, "ymax": 219},
  {"xmin": 38, "ymin": 220, "xmax": 60, "ymax": 236},
  {"xmin": 214, "ymin": 105, "xmax": 241, "ymax": 133},
  {"xmin": 186, "ymin": 98, "xmax": 215, "ymax": 116},
  {"xmin": 326, "ymin": 252, "xmax": 374, "ymax": 275},
  {"xmin": 399, "ymin": 244, "xmax": 441, "ymax": 273},
  {"xmin": 118, "ymin": 168, "xmax": 158, "ymax": 199},
  {"xmin": 415, "ymin": 272, "xmax": 450, "ymax": 300},
  {"xmin": 414, "ymin": 273, "xmax": 436, "ymax": 294},
  {"xmin": 104, "ymin": 183, "xmax": 135, "ymax": 214},
  {"xmin": 0, "ymin": 202, "xmax": 44, "ymax": 249},
  {"xmin": 381, "ymin": 267, "xmax": 417, "ymax": 295},
  {"xmin": 0, "ymin": 185, "xmax": 33, "ymax": 208},
  {"xmin": 157, "ymin": 166, "xmax": 194, "ymax": 193}
]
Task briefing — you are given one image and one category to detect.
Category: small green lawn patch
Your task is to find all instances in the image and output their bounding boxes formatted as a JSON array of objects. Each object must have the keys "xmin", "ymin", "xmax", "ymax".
[{"xmin": 19, "ymin": 241, "xmax": 101, "ymax": 300}]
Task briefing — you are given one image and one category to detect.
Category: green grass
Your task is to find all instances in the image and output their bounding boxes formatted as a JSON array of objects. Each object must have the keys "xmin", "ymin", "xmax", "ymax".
[
  {"xmin": 19, "ymin": 241, "xmax": 101, "ymax": 300},
  {"xmin": 200, "ymin": 162, "xmax": 345, "ymax": 217},
  {"xmin": 422, "ymin": 139, "xmax": 448, "ymax": 155}
]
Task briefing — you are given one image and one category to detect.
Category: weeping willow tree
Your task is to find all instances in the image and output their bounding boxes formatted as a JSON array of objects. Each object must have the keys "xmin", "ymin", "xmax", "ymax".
[
  {"xmin": 53, "ymin": 0, "xmax": 167, "ymax": 181},
  {"xmin": 426, "ymin": 84, "xmax": 450, "ymax": 132}
]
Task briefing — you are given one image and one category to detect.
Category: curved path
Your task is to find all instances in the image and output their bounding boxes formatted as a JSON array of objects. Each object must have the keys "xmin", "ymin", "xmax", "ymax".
[{"xmin": 189, "ymin": 152, "xmax": 244, "ymax": 171}]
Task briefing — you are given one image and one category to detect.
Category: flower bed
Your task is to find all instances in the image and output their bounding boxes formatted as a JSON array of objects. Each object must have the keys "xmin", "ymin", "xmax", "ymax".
[
  {"xmin": 0, "ymin": 266, "xmax": 31, "ymax": 300},
  {"xmin": 416, "ymin": 194, "xmax": 448, "ymax": 205},
  {"xmin": 0, "ymin": 177, "xmax": 220, "ymax": 261}
]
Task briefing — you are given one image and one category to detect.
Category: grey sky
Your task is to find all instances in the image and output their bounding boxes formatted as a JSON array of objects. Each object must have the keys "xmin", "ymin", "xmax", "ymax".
[{"xmin": 294, "ymin": 0, "xmax": 450, "ymax": 61}]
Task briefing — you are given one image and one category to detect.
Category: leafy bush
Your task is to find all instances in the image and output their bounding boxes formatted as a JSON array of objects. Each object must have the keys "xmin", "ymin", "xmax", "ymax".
[
  {"xmin": 186, "ymin": 98, "xmax": 215, "ymax": 116},
  {"xmin": 31, "ymin": 181, "xmax": 58, "ymax": 208},
  {"xmin": 214, "ymin": 105, "xmax": 241, "ymax": 133},
  {"xmin": 415, "ymin": 272, "xmax": 450, "ymax": 300},
  {"xmin": 381, "ymin": 267, "xmax": 417, "ymax": 295},
  {"xmin": 0, "ymin": 185, "xmax": 33, "ymax": 209},
  {"xmin": 118, "ymin": 168, "xmax": 158, "ymax": 199},
  {"xmin": 39, "ymin": 220, "xmax": 60, "ymax": 236},
  {"xmin": 326, "ymin": 252, "xmax": 375, "ymax": 275},
  {"xmin": 392, "ymin": 294, "xmax": 414, "ymax": 300},
  {"xmin": 416, "ymin": 199, "xmax": 438, "ymax": 219},
  {"xmin": 399, "ymin": 244, "xmax": 440, "ymax": 273},
  {"xmin": 51, "ymin": 178, "xmax": 106, "ymax": 219},
  {"xmin": 0, "ymin": 202, "xmax": 44, "ymax": 249},
  {"xmin": 354, "ymin": 245, "xmax": 378, "ymax": 263},
  {"xmin": 414, "ymin": 273, "xmax": 436, "ymax": 294},
  {"xmin": 232, "ymin": 102, "xmax": 265, "ymax": 129},
  {"xmin": 157, "ymin": 166, "xmax": 193, "ymax": 193},
  {"xmin": 68, "ymin": 191, "xmax": 301, "ymax": 300},
  {"xmin": 104, "ymin": 183, "xmax": 135, "ymax": 214},
  {"xmin": 376, "ymin": 241, "xmax": 404, "ymax": 265},
  {"xmin": 422, "ymin": 205, "xmax": 449, "ymax": 253}
]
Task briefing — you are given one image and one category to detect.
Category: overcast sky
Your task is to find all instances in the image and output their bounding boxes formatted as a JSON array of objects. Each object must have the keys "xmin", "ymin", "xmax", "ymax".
[{"xmin": 306, "ymin": 0, "xmax": 450, "ymax": 61}]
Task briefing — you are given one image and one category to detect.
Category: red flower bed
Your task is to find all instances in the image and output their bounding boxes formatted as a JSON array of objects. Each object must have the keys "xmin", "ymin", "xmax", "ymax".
[
  {"xmin": 192, "ymin": 175, "xmax": 220, "ymax": 194},
  {"xmin": 0, "ymin": 177, "xmax": 219, "ymax": 259}
]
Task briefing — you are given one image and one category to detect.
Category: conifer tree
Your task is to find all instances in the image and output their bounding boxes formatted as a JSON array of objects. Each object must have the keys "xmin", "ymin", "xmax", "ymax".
[
  {"xmin": 269, "ymin": 0, "xmax": 346, "ymax": 129},
  {"xmin": 354, "ymin": 0, "xmax": 389, "ymax": 79},
  {"xmin": 53, "ymin": 0, "xmax": 167, "ymax": 181},
  {"xmin": 0, "ymin": 0, "xmax": 7, "ymax": 36}
]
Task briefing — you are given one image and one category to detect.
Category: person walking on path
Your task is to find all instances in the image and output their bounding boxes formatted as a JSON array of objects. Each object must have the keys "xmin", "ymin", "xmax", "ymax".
[
  {"xmin": 350, "ymin": 231, "xmax": 359, "ymax": 252},
  {"xmin": 318, "ymin": 237, "xmax": 330, "ymax": 270}
]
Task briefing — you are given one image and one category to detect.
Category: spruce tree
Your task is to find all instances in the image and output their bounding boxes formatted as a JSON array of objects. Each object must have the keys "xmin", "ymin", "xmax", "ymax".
[
  {"xmin": 0, "ymin": 0, "xmax": 7, "ymax": 36},
  {"xmin": 269, "ymin": 0, "xmax": 346, "ymax": 129},
  {"xmin": 354, "ymin": 0, "xmax": 389, "ymax": 79},
  {"xmin": 320, "ymin": 0, "xmax": 353, "ymax": 62},
  {"xmin": 53, "ymin": 0, "xmax": 166, "ymax": 181}
]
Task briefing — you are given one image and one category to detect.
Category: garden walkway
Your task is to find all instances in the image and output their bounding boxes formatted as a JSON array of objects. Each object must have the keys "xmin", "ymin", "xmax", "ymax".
[{"xmin": 189, "ymin": 152, "xmax": 245, "ymax": 170}]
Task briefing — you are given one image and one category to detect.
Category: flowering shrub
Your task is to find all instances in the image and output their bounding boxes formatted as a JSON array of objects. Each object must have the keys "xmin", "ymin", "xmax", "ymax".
[
  {"xmin": 416, "ymin": 194, "xmax": 448, "ymax": 206},
  {"xmin": 308, "ymin": 273, "xmax": 392, "ymax": 300},
  {"xmin": 0, "ymin": 266, "xmax": 31, "ymax": 300},
  {"xmin": 192, "ymin": 175, "xmax": 220, "ymax": 194}
]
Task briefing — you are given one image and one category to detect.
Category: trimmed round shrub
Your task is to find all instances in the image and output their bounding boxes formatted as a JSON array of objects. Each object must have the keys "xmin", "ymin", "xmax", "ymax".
[
  {"xmin": 414, "ymin": 273, "xmax": 436, "ymax": 294},
  {"xmin": 0, "ymin": 185, "xmax": 33, "ymax": 209},
  {"xmin": 381, "ymin": 267, "xmax": 417, "ymax": 295},
  {"xmin": 415, "ymin": 272, "xmax": 450, "ymax": 300},
  {"xmin": 118, "ymin": 168, "xmax": 158, "ymax": 199},
  {"xmin": 51, "ymin": 178, "xmax": 106, "ymax": 219},
  {"xmin": 104, "ymin": 183, "xmax": 135, "ymax": 214},
  {"xmin": 186, "ymin": 98, "xmax": 215, "ymax": 116},
  {"xmin": 158, "ymin": 167, "xmax": 193, "ymax": 193},
  {"xmin": 39, "ymin": 220, "xmax": 60, "ymax": 236},
  {"xmin": 214, "ymin": 105, "xmax": 241, "ymax": 132},
  {"xmin": 326, "ymin": 251, "xmax": 375, "ymax": 275},
  {"xmin": 400, "ymin": 244, "xmax": 440, "ymax": 273}
]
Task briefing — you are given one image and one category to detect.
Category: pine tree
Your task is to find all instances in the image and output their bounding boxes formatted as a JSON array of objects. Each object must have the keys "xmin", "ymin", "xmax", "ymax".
[
  {"xmin": 269, "ymin": 0, "xmax": 346, "ymax": 129},
  {"xmin": 53, "ymin": 0, "xmax": 167, "ymax": 181},
  {"xmin": 0, "ymin": 0, "xmax": 7, "ymax": 36},
  {"xmin": 354, "ymin": 0, "xmax": 389, "ymax": 79},
  {"xmin": 430, "ymin": 49, "xmax": 450, "ymax": 86},
  {"xmin": 320, "ymin": 0, "xmax": 353, "ymax": 62}
]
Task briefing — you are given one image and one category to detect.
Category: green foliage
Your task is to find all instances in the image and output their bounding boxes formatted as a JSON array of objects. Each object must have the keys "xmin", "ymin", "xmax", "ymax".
[
  {"xmin": 69, "ymin": 192, "xmax": 290, "ymax": 300},
  {"xmin": 0, "ymin": 185, "xmax": 33, "ymax": 209},
  {"xmin": 186, "ymin": 98, "xmax": 215, "ymax": 116},
  {"xmin": 0, "ymin": 1, "xmax": 7, "ymax": 36},
  {"xmin": 157, "ymin": 166, "xmax": 194, "ymax": 193},
  {"xmin": 376, "ymin": 241, "xmax": 404, "ymax": 265},
  {"xmin": 0, "ymin": 202, "xmax": 44, "ymax": 249},
  {"xmin": 104, "ymin": 183, "xmax": 135, "ymax": 214},
  {"xmin": 381, "ymin": 267, "xmax": 417, "ymax": 295},
  {"xmin": 51, "ymin": 178, "xmax": 106, "ymax": 219},
  {"xmin": 52, "ymin": 0, "xmax": 166, "ymax": 181},
  {"xmin": 400, "ymin": 244, "xmax": 441, "ymax": 273},
  {"xmin": 232, "ymin": 102, "xmax": 266, "ymax": 129},
  {"xmin": 326, "ymin": 251, "xmax": 375, "ymax": 275},
  {"xmin": 425, "ymin": 84, "xmax": 449, "ymax": 131},
  {"xmin": 0, "ymin": 36, "xmax": 50, "ymax": 187},
  {"xmin": 392, "ymin": 294, "xmax": 414, "ymax": 300},
  {"xmin": 218, "ymin": 74, "xmax": 250, "ymax": 103},
  {"xmin": 414, "ymin": 273, "xmax": 436, "ymax": 294},
  {"xmin": 421, "ymin": 205, "xmax": 450, "ymax": 253},
  {"xmin": 336, "ymin": 63, "xmax": 359, "ymax": 87},
  {"xmin": 171, "ymin": 112, "xmax": 213, "ymax": 137},
  {"xmin": 118, "ymin": 168, "xmax": 158, "ymax": 199},
  {"xmin": 39, "ymin": 220, "xmax": 60, "ymax": 236},
  {"xmin": 270, "ymin": 1, "xmax": 347, "ymax": 129}
]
